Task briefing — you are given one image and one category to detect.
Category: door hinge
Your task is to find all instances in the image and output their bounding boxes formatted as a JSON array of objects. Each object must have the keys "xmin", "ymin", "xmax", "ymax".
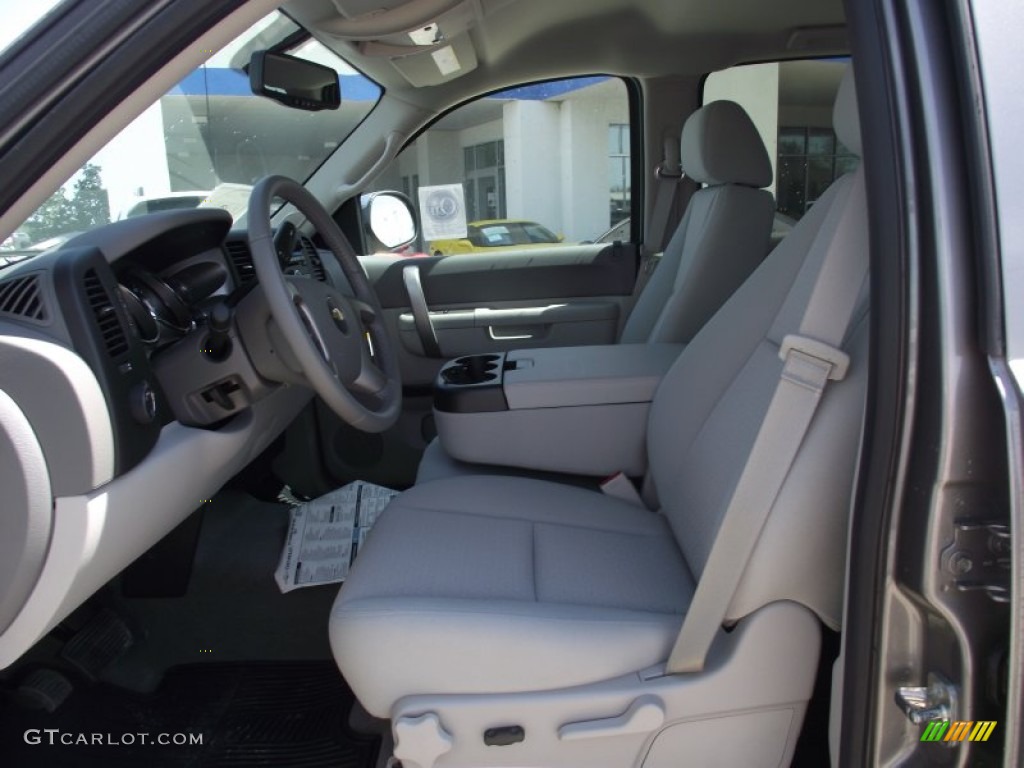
[{"xmin": 940, "ymin": 518, "xmax": 1010, "ymax": 604}]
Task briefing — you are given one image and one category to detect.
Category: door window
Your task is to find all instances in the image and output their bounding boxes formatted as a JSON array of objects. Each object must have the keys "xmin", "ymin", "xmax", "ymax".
[{"xmin": 370, "ymin": 76, "xmax": 633, "ymax": 255}]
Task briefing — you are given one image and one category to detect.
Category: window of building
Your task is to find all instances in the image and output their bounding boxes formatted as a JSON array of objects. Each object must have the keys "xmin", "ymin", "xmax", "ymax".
[
  {"xmin": 777, "ymin": 127, "xmax": 858, "ymax": 218},
  {"xmin": 374, "ymin": 76, "xmax": 633, "ymax": 255},
  {"xmin": 608, "ymin": 123, "xmax": 631, "ymax": 227},
  {"xmin": 463, "ymin": 141, "xmax": 506, "ymax": 221}
]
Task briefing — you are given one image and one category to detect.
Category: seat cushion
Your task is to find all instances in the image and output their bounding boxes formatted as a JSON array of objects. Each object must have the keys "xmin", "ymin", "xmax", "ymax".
[{"xmin": 330, "ymin": 475, "xmax": 694, "ymax": 717}]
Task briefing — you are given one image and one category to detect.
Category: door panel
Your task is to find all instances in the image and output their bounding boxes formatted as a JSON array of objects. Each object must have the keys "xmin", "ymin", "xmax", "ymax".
[
  {"xmin": 365, "ymin": 242, "xmax": 636, "ymax": 386},
  {"xmin": 367, "ymin": 243, "xmax": 636, "ymax": 307},
  {"xmin": 396, "ymin": 300, "xmax": 619, "ymax": 357}
]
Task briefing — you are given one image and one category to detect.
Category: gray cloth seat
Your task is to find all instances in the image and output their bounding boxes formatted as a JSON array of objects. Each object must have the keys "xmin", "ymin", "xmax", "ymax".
[
  {"xmin": 416, "ymin": 435, "xmax": 602, "ymax": 486},
  {"xmin": 620, "ymin": 99, "xmax": 774, "ymax": 344},
  {"xmin": 331, "ymin": 475, "xmax": 694, "ymax": 716},
  {"xmin": 417, "ymin": 99, "xmax": 774, "ymax": 486},
  {"xmin": 332, "ymin": 67, "xmax": 867, "ymax": 720}
]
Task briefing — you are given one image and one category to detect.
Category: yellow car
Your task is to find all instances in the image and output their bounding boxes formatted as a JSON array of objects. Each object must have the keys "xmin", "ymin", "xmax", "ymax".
[{"xmin": 429, "ymin": 219, "xmax": 565, "ymax": 256}]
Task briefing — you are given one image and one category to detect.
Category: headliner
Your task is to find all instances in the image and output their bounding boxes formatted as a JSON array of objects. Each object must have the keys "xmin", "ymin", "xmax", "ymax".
[{"xmin": 285, "ymin": 0, "xmax": 846, "ymax": 109}]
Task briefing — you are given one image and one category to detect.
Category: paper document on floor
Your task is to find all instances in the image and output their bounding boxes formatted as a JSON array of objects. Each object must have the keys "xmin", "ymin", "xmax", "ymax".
[{"xmin": 275, "ymin": 481, "xmax": 400, "ymax": 593}]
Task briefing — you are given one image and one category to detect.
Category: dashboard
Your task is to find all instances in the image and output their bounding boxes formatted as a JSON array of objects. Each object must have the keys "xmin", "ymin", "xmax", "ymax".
[
  {"xmin": 0, "ymin": 208, "xmax": 342, "ymax": 475},
  {"xmin": 0, "ymin": 207, "xmax": 340, "ymax": 666}
]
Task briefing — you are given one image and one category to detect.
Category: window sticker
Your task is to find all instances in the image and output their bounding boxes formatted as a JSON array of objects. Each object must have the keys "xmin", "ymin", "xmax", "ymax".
[{"xmin": 418, "ymin": 184, "xmax": 468, "ymax": 241}]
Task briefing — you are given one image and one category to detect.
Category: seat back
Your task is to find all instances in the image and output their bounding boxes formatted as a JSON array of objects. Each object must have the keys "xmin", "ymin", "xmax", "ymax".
[
  {"xmin": 647, "ymin": 68, "xmax": 866, "ymax": 630},
  {"xmin": 621, "ymin": 100, "xmax": 775, "ymax": 344}
]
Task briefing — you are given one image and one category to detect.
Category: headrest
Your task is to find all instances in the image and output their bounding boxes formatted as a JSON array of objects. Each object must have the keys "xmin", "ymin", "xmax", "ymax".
[
  {"xmin": 833, "ymin": 65, "xmax": 861, "ymax": 157},
  {"xmin": 680, "ymin": 100, "xmax": 772, "ymax": 188}
]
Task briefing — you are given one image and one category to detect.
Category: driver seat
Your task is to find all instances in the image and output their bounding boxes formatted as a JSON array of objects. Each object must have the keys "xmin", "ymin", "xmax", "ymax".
[{"xmin": 330, "ymin": 67, "xmax": 866, "ymax": 768}]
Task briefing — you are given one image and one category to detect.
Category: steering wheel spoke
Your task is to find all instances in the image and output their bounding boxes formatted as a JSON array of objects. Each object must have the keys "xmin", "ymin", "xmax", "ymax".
[{"xmin": 351, "ymin": 345, "xmax": 390, "ymax": 397}]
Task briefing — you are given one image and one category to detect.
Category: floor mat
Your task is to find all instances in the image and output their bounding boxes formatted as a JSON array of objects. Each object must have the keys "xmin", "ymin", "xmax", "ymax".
[{"xmin": 0, "ymin": 661, "xmax": 380, "ymax": 768}]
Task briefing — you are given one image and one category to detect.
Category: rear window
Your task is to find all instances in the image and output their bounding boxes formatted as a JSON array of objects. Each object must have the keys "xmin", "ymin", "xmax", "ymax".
[{"xmin": 704, "ymin": 59, "xmax": 855, "ymax": 223}]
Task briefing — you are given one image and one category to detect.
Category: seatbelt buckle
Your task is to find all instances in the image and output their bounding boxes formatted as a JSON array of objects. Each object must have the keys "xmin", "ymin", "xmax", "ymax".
[
  {"xmin": 655, "ymin": 132, "xmax": 683, "ymax": 180},
  {"xmin": 779, "ymin": 334, "xmax": 850, "ymax": 385},
  {"xmin": 600, "ymin": 472, "xmax": 645, "ymax": 507}
]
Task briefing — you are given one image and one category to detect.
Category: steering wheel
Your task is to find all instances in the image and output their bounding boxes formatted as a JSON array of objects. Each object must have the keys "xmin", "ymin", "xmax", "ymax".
[{"xmin": 247, "ymin": 175, "xmax": 401, "ymax": 433}]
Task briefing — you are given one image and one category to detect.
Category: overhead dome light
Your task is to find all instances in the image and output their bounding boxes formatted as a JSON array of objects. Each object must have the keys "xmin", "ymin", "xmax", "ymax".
[{"xmin": 409, "ymin": 23, "xmax": 443, "ymax": 46}]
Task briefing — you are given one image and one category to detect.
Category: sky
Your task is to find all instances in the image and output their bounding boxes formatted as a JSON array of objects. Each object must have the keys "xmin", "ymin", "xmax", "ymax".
[{"xmin": 0, "ymin": 0, "xmax": 63, "ymax": 55}]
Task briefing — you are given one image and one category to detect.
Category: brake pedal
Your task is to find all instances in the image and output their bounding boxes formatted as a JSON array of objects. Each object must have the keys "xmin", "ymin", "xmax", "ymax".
[{"xmin": 60, "ymin": 609, "xmax": 134, "ymax": 680}]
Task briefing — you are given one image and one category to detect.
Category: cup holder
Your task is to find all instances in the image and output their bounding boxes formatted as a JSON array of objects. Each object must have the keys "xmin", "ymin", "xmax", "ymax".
[
  {"xmin": 435, "ymin": 352, "xmax": 508, "ymax": 413},
  {"xmin": 444, "ymin": 354, "xmax": 501, "ymax": 385},
  {"xmin": 443, "ymin": 367, "xmax": 497, "ymax": 385}
]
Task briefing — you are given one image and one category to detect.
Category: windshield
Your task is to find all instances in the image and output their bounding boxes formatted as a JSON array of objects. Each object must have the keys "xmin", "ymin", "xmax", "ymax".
[{"xmin": 0, "ymin": 10, "xmax": 381, "ymax": 259}]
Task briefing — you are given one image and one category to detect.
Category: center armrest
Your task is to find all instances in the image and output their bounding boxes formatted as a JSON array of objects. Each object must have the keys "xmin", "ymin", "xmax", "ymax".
[
  {"xmin": 432, "ymin": 344, "xmax": 683, "ymax": 477},
  {"xmin": 503, "ymin": 344, "xmax": 680, "ymax": 409}
]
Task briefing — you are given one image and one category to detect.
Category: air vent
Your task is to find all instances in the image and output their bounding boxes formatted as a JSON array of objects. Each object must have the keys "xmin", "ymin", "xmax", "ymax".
[
  {"xmin": 83, "ymin": 269, "xmax": 129, "ymax": 358},
  {"xmin": 224, "ymin": 239, "xmax": 255, "ymax": 283},
  {"xmin": 299, "ymin": 237, "xmax": 327, "ymax": 282},
  {"xmin": 0, "ymin": 274, "xmax": 48, "ymax": 323}
]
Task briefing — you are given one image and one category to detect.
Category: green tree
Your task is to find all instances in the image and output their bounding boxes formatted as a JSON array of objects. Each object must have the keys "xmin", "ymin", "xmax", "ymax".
[
  {"xmin": 68, "ymin": 163, "xmax": 110, "ymax": 230},
  {"xmin": 21, "ymin": 188, "xmax": 75, "ymax": 243},
  {"xmin": 22, "ymin": 163, "xmax": 110, "ymax": 244}
]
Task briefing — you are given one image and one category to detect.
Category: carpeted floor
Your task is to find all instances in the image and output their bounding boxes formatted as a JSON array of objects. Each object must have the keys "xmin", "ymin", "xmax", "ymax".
[{"xmin": 0, "ymin": 661, "xmax": 380, "ymax": 768}]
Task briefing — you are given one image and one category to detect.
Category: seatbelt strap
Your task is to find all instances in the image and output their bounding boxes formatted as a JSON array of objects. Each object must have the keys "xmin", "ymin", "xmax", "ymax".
[
  {"xmin": 634, "ymin": 134, "xmax": 683, "ymax": 298},
  {"xmin": 666, "ymin": 173, "xmax": 867, "ymax": 674}
]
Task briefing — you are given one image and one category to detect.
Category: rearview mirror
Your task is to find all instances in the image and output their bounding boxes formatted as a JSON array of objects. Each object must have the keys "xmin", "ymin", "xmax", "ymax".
[{"xmin": 248, "ymin": 51, "xmax": 341, "ymax": 111}]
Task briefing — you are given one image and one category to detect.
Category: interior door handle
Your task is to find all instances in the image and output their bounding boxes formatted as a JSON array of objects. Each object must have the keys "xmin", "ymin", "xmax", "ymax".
[
  {"xmin": 488, "ymin": 326, "xmax": 536, "ymax": 341},
  {"xmin": 402, "ymin": 264, "xmax": 442, "ymax": 358}
]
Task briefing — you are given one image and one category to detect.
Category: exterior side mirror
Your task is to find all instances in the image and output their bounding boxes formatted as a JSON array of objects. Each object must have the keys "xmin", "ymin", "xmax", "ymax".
[{"xmin": 360, "ymin": 191, "xmax": 419, "ymax": 252}]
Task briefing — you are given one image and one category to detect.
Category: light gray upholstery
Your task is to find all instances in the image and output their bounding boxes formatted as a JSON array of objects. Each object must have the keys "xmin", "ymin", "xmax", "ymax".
[
  {"xmin": 620, "ymin": 100, "xmax": 774, "ymax": 345},
  {"xmin": 332, "ymin": 67, "xmax": 866, "ymax": 718},
  {"xmin": 833, "ymin": 70, "xmax": 861, "ymax": 157},
  {"xmin": 679, "ymin": 100, "xmax": 773, "ymax": 187},
  {"xmin": 333, "ymin": 476, "xmax": 694, "ymax": 716},
  {"xmin": 418, "ymin": 101, "xmax": 775, "ymax": 485},
  {"xmin": 622, "ymin": 184, "xmax": 774, "ymax": 344},
  {"xmin": 649, "ymin": 171, "xmax": 868, "ymax": 629},
  {"xmin": 417, "ymin": 436, "xmax": 599, "ymax": 488}
]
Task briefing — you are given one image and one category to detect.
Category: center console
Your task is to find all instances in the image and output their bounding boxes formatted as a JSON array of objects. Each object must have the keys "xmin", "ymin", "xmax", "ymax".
[{"xmin": 432, "ymin": 344, "xmax": 683, "ymax": 476}]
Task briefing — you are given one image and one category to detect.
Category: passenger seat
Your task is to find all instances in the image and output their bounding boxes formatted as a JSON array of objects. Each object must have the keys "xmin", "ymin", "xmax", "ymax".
[
  {"xmin": 417, "ymin": 99, "xmax": 775, "ymax": 485},
  {"xmin": 621, "ymin": 99, "xmax": 774, "ymax": 344}
]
